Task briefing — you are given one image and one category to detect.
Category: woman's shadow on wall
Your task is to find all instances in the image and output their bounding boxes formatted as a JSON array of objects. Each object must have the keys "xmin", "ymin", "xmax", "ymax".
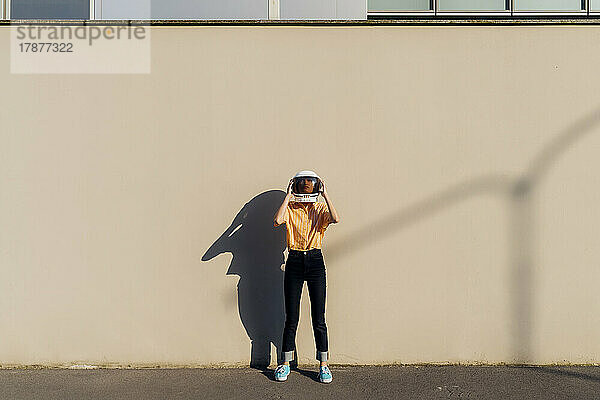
[{"xmin": 202, "ymin": 190, "xmax": 289, "ymax": 369}]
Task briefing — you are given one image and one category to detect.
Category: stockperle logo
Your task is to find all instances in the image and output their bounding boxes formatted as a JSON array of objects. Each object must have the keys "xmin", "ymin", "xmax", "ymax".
[{"xmin": 10, "ymin": 24, "xmax": 151, "ymax": 74}]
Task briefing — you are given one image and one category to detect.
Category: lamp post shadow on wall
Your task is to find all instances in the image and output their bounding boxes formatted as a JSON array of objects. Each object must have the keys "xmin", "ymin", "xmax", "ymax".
[
  {"xmin": 325, "ymin": 107, "xmax": 600, "ymax": 364},
  {"xmin": 202, "ymin": 190, "xmax": 290, "ymax": 369}
]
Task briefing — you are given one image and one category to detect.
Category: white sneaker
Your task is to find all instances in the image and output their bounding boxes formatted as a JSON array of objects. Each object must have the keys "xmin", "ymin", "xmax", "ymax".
[
  {"xmin": 274, "ymin": 364, "xmax": 290, "ymax": 381},
  {"xmin": 319, "ymin": 365, "xmax": 333, "ymax": 383}
]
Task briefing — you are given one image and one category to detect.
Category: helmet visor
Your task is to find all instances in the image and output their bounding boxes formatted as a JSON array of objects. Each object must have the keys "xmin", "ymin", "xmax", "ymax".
[{"xmin": 292, "ymin": 176, "xmax": 320, "ymax": 195}]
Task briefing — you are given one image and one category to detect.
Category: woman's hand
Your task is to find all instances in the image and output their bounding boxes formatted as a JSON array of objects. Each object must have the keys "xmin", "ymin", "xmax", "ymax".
[
  {"xmin": 319, "ymin": 179, "xmax": 339, "ymax": 223},
  {"xmin": 319, "ymin": 179, "xmax": 328, "ymax": 197},
  {"xmin": 275, "ymin": 179, "xmax": 294, "ymax": 226}
]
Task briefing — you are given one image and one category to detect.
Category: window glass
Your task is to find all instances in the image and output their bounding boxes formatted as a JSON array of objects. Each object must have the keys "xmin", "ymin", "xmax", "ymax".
[
  {"xmin": 11, "ymin": 0, "xmax": 89, "ymax": 19},
  {"xmin": 438, "ymin": 0, "xmax": 507, "ymax": 11},
  {"xmin": 592, "ymin": 0, "xmax": 600, "ymax": 10},
  {"xmin": 97, "ymin": 0, "xmax": 151, "ymax": 19},
  {"xmin": 514, "ymin": 0, "xmax": 583, "ymax": 11},
  {"xmin": 150, "ymin": 0, "xmax": 266, "ymax": 19},
  {"xmin": 368, "ymin": 0, "xmax": 431, "ymax": 11}
]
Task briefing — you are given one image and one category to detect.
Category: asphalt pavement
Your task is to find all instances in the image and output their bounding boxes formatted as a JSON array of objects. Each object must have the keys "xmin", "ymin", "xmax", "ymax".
[{"xmin": 1, "ymin": 365, "xmax": 599, "ymax": 400}]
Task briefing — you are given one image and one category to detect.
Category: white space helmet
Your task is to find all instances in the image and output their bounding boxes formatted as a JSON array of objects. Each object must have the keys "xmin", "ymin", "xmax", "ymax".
[{"xmin": 291, "ymin": 170, "xmax": 322, "ymax": 203}]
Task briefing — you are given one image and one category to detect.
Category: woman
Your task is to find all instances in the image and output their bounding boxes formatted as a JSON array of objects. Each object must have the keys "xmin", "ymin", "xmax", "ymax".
[{"xmin": 272, "ymin": 170, "xmax": 340, "ymax": 383}]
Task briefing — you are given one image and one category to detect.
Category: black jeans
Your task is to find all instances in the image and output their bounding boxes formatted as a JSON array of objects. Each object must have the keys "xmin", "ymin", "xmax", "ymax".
[{"xmin": 281, "ymin": 248, "xmax": 329, "ymax": 362}]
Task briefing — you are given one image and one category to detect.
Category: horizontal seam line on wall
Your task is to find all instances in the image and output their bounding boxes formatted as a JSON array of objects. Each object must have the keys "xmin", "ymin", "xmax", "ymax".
[{"xmin": 3, "ymin": 18, "xmax": 600, "ymax": 26}]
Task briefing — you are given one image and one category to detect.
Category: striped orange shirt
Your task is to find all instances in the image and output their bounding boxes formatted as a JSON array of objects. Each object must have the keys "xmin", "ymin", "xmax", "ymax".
[{"xmin": 275, "ymin": 201, "xmax": 332, "ymax": 251}]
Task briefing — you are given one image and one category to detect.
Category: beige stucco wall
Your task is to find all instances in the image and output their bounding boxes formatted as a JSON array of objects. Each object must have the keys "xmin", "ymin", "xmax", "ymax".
[{"xmin": 1, "ymin": 24, "xmax": 600, "ymax": 366}]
